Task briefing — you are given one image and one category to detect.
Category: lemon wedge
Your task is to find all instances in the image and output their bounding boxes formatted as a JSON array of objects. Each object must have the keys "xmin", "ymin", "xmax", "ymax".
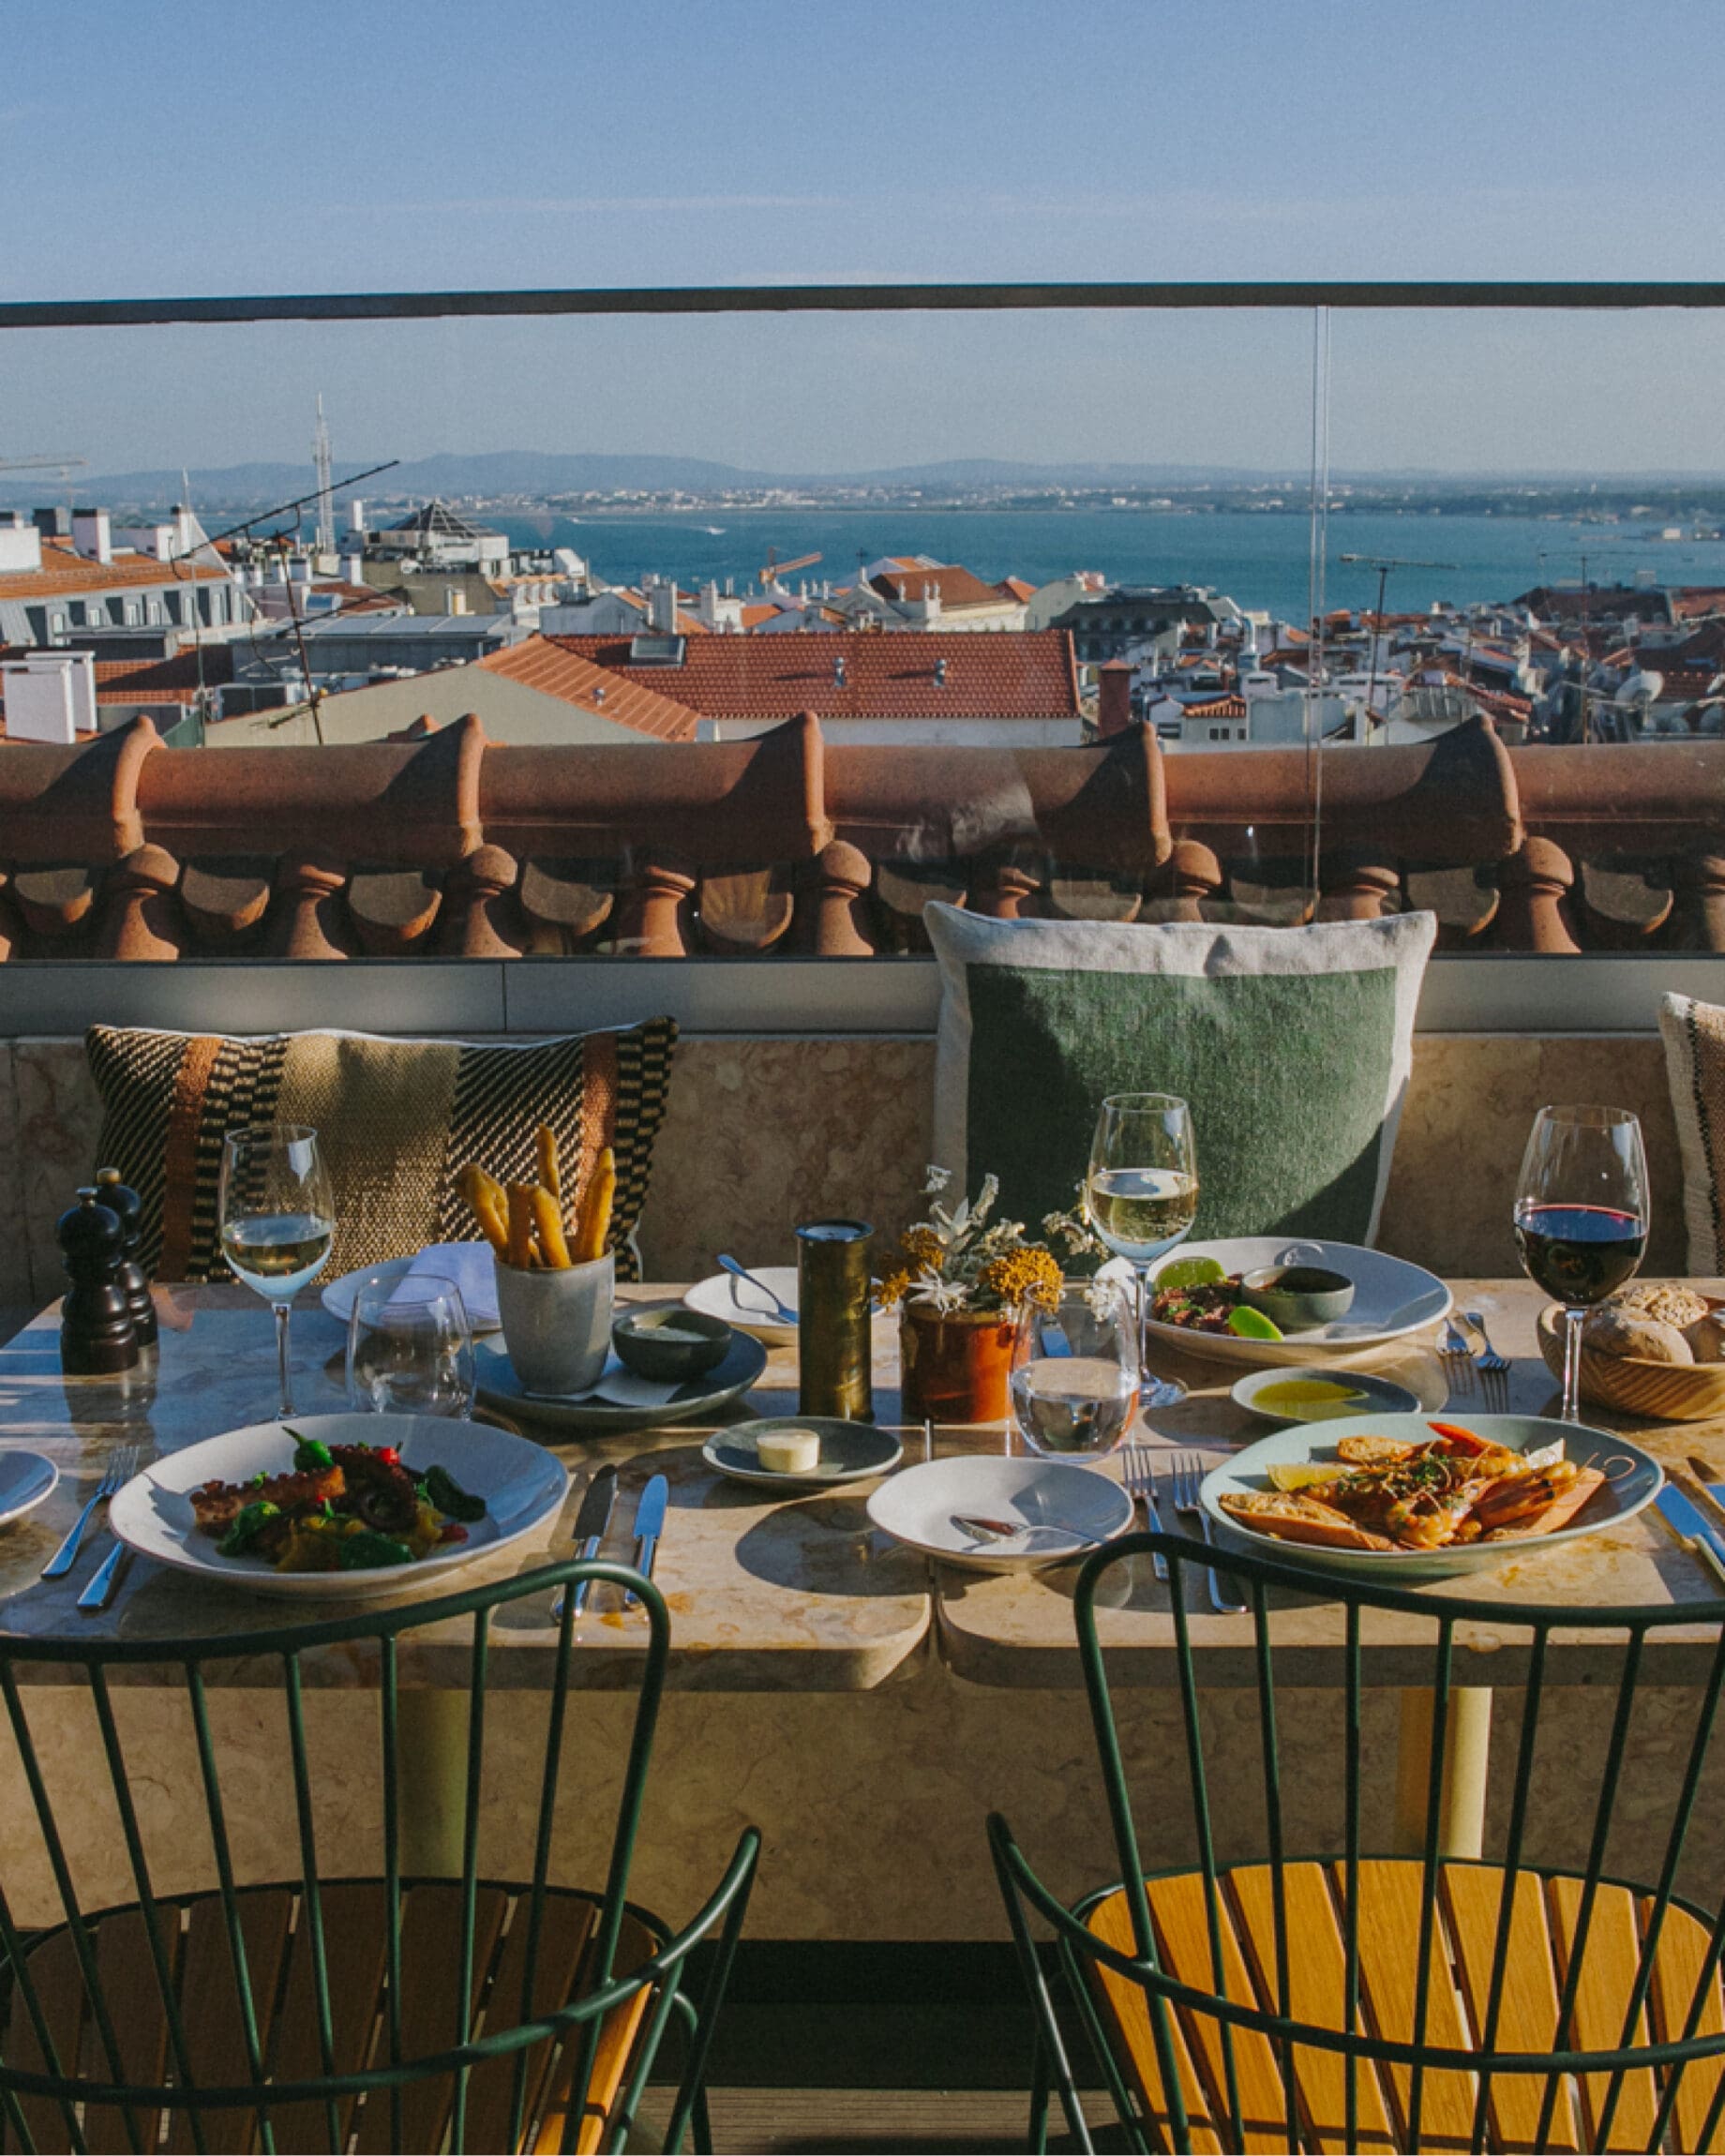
[
  {"xmin": 1268, "ymin": 1461, "xmax": 1338, "ymax": 1492},
  {"xmin": 1157, "ymin": 1254, "xmax": 1226, "ymax": 1291},
  {"xmin": 1227, "ymin": 1305, "xmax": 1283, "ymax": 1340}
]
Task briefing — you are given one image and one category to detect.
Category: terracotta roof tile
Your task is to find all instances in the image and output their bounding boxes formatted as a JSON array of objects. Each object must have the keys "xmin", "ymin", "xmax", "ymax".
[
  {"xmin": 870, "ymin": 563, "xmax": 1015, "ymax": 610},
  {"xmin": 476, "ymin": 635, "xmax": 702, "ymax": 741},
  {"xmin": 0, "ymin": 542, "xmax": 232, "ymax": 601},
  {"xmin": 544, "ymin": 631, "xmax": 1081, "ymax": 719}
]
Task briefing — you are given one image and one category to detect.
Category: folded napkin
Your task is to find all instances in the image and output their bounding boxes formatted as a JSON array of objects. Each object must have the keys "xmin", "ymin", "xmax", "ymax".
[
  {"xmin": 521, "ymin": 1352, "xmax": 682, "ymax": 1409},
  {"xmin": 386, "ymin": 1242, "xmax": 501, "ymax": 1327}
]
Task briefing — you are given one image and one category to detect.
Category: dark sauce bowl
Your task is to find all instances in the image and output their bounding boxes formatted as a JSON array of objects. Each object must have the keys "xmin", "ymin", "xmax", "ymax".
[
  {"xmin": 612, "ymin": 1307, "xmax": 732, "ymax": 1382},
  {"xmin": 1238, "ymin": 1265, "xmax": 1356, "ymax": 1333}
]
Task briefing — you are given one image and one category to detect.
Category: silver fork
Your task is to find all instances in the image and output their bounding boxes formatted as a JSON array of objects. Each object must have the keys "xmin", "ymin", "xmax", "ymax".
[
  {"xmin": 1466, "ymin": 1310, "xmax": 1510, "ymax": 1373},
  {"xmin": 1171, "ymin": 1451, "xmax": 1246, "ymax": 1616},
  {"xmin": 1119, "ymin": 1444, "xmax": 1169, "ymax": 1581},
  {"xmin": 42, "ymin": 1445, "xmax": 138, "ymax": 1580}
]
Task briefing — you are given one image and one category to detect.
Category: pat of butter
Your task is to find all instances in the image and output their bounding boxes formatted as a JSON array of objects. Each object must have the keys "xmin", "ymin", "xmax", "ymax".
[{"xmin": 757, "ymin": 1427, "xmax": 821, "ymax": 1475}]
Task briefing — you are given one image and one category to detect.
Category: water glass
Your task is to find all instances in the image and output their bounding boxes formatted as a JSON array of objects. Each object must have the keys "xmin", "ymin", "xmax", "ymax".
[
  {"xmin": 218, "ymin": 1124, "xmax": 336, "ymax": 1417},
  {"xmin": 347, "ymin": 1273, "xmax": 475, "ymax": 1418},
  {"xmin": 1087, "ymin": 1092, "xmax": 1199, "ymax": 1410},
  {"xmin": 1010, "ymin": 1280, "xmax": 1138, "ymax": 1461},
  {"xmin": 1513, "ymin": 1103, "xmax": 1648, "ymax": 1422}
]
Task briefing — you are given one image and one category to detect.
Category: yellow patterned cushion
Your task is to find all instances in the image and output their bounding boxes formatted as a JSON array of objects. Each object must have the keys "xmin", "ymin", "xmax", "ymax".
[
  {"xmin": 84, "ymin": 1021, "xmax": 677, "ymax": 1283},
  {"xmin": 1660, "ymin": 993, "xmax": 1725, "ymax": 1275}
]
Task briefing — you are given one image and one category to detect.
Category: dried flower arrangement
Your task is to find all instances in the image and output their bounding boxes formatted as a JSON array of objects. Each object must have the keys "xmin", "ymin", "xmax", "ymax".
[{"xmin": 875, "ymin": 1167, "xmax": 1063, "ymax": 1319}]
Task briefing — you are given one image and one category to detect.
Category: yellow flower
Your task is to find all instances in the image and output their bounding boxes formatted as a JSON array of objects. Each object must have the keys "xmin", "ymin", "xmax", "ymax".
[
  {"xmin": 900, "ymin": 1225, "xmax": 945, "ymax": 1269},
  {"xmin": 876, "ymin": 1269, "xmax": 914, "ymax": 1310},
  {"xmin": 978, "ymin": 1247, "xmax": 1063, "ymax": 1312}
]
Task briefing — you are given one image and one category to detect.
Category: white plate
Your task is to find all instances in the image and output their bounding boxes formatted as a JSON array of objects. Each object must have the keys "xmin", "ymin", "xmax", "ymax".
[
  {"xmin": 704, "ymin": 1417, "xmax": 903, "ymax": 1490},
  {"xmin": 1200, "ymin": 1412, "xmax": 1662, "ymax": 1581},
  {"xmin": 684, "ymin": 1268, "xmax": 802, "ymax": 1344},
  {"xmin": 866, "ymin": 1455, "xmax": 1134, "ymax": 1572},
  {"xmin": 108, "ymin": 1413, "xmax": 569, "ymax": 1599},
  {"xmin": 1134, "ymin": 1240, "xmax": 1453, "ymax": 1366},
  {"xmin": 0, "ymin": 1451, "xmax": 57, "ymax": 1528},
  {"xmin": 1231, "ymin": 1367, "xmax": 1423, "ymax": 1423},
  {"xmin": 322, "ymin": 1255, "xmax": 502, "ymax": 1333}
]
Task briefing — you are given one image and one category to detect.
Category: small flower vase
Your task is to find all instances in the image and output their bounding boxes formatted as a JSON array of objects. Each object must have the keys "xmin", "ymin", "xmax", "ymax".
[{"xmin": 899, "ymin": 1301, "xmax": 1017, "ymax": 1425}]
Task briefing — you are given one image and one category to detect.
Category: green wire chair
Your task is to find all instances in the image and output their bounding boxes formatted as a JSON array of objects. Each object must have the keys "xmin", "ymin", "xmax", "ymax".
[
  {"xmin": 0, "ymin": 1557, "xmax": 758, "ymax": 2154},
  {"xmin": 990, "ymin": 1529, "xmax": 1725, "ymax": 2155}
]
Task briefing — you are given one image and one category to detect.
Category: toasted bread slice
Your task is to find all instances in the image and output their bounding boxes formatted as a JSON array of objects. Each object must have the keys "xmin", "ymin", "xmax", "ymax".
[
  {"xmin": 1482, "ymin": 1466, "xmax": 1606, "ymax": 1541},
  {"xmin": 1219, "ymin": 1490, "xmax": 1396, "ymax": 1551},
  {"xmin": 1335, "ymin": 1435, "xmax": 1418, "ymax": 1467}
]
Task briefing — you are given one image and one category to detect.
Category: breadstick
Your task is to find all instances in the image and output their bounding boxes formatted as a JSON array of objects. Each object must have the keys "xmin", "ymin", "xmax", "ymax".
[
  {"xmin": 535, "ymin": 1124, "xmax": 561, "ymax": 1205},
  {"xmin": 531, "ymin": 1182, "xmax": 572, "ymax": 1269},
  {"xmin": 505, "ymin": 1183, "xmax": 539, "ymax": 1272},
  {"xmin": 572, "ymin": 1146, "xmax": 616, "ymax": 1263},
  {"xmin": 457, "ymin": 1162, "xmax": 510, "ymax": 1257}
]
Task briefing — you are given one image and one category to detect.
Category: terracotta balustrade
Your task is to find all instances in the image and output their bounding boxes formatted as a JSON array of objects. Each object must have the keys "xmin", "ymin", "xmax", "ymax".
[{"xmin": 0, "ymin": 710, "xmax": 1721, "ymax": 958}]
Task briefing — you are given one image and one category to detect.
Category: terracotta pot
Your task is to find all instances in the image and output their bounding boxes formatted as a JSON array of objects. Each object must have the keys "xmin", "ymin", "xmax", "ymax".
[{"xmin": 898, "ymin": 1302, "xmax": 1016, "ymax": 1425}]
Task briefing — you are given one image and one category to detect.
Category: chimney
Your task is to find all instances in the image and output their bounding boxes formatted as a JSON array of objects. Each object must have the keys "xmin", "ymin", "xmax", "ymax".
[
  {"xmin": 1098, "ymin": 658, "xmax": 1133, "ymax": 738},
  {"xmin": 650, "ymin": 578, "xmax": 678, "ymax": 633},
  {"xmin": 33, "ymin": 505, "xmax": 70, "ymax": 540},
  {"xmin": 1, "ymin": 651, "xmax": 95, "ymax": 743},
  {"xmin": 71, "ymin": 507, "xmax": 112, "ymax": 564},
  {"xmin": 172, "ymin": 504, "xmax": 198, "ymax": 556},
  {"xmin": 350, "ymin": 498, "xmax": 366, "ymax": 535}
]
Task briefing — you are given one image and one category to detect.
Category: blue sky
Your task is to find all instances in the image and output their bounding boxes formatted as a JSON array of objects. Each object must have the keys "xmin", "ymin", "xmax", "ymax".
[{"xmin": 4, "ymin": 0, "xmax": 1725, "ymax": 473}]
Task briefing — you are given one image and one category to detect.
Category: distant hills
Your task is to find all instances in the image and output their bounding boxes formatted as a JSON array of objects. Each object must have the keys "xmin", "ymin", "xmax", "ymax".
[{"xmin": 5, "ymin": 451, "xmax": 1724, "ymax": 512}]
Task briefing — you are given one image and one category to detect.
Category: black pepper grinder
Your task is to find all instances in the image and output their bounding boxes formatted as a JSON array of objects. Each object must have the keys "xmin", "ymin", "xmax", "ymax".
[
  {"xmin": 95, "ymin": 1166, "xmax": 158, "ymax": 1350},
  {"xmin": 57, "ymin": 1189, "xmax": 140, "ymax": 1376}
]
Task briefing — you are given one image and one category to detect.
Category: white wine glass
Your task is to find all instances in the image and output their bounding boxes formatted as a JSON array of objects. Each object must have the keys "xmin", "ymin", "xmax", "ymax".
[
  {"xmin": 218, "ymin": 1124, "xmax": 336, "ymax": 1418},
  {"xmin": 1513, "ymin": 1104, "xmax": 1648, "ymax": 1422},
  {"xmin": 1087, "ymin": 1092, "xmax": 1199, "ymax": 1412},
  {"xmin": 1010, "ymin": 1280, "xmax": 1138, "ymax": 1462},
  {"xmin": 347, "ymin": 1272, "xmax": 475, "ymax": 1418}
]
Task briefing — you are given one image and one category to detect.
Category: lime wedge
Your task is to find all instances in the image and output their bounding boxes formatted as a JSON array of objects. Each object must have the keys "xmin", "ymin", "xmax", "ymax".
[
  {"xmin": 1227, "ymin": 1305, "xmax": 1283, "ymax": 1340},
  {"xmin": 1268, "ymin": 1461, "xmax": 1337, "ymax": 1492},
  {"xmin": 1157, "ymin": 1254, "xmax": 1225, "ymax": 1291}
]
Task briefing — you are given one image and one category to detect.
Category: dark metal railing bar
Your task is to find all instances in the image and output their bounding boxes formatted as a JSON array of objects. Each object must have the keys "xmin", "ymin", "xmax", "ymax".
[
  {"xmin": 8, "ymin": 279, "xmax": 1725, "ymax": 330},
  {"xmin": 85, "ymin": 1667, "xmax": 205, "ymax": 2154},
  {"xmin": 1343, "ymin": 1601, "xmax": 1363, "ymax": 2156},
  {"xmin": 380, "ymin": 1636, "xmax": 404, "ymax": 2156},
  {"xmin": 1251, "ymin": 1578, "xmax": 1296, "ymax": 2152},
  {"xmin": 1469, "ymin": 1627, "xmax": 1549, "ymax": 2156},
  {"xmin": 1165, "ymin": 1562, "xmax": 1235, "ymax": 2152},
  {"xmin": 280, "ymin": 1654, "xmax": 342, "ymax": 2156},
  {"xmin": 0, "ymin": 1878, "xmax": 87, "ymax": 2156},
  {"xmin": 1407, "ymin": 1624, "xmax": 1456, "ymax": 2156},
  {"xmin": 511, "ymin": 1577, "xmax": 581, "ymax": 2153},
  {"xmin": 1535, "ymin": 1627, "xmax": 1647, "ymax": 2153},
  {"xmin": 1056, "ymin": 1931, "xmax": 1132, "ymax": 2152},
  {"xmin": 1601, "ymin": 1625, "xmax": 1725, "ymax": 2150},
  {"xmin": 659, "ymin": 1832, "xmax": 759, "ymax": 2156},
  {"xmin": 451, "ymin": 1609, "xmax": 490, "ymax": 2155},
  {"xmin": 606, "ymin": 1966, "xmax": 683, "ymax": 2156},
  {"xmin": 184, "ymin": 1663, "xmax": 276, "ymax": 2155},
  {"xmin": 985, "ymin": 1817, "xmax": 1102, "ymax": 2153}
]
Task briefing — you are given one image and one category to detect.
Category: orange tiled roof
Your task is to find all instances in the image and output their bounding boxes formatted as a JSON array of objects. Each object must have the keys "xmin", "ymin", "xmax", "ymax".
[
  {"xmin": 996, "ymin": 576, "xmax": 1036, "ymax": 603},
  {"xmin": 0, "ymin": 542, "xmax": 232, "ymax": 601},
  {"xmin": 544, "ymin": 630, "xmax": 1082, "ymax": 719},
  {"xmin": 1183, "ymin": 694, "xmax": 1248, "ymax": 719},
  {"xmin": 475, "ymin": 635, "xmax": 702, "ymax": 741},
  {"xmin": 870, "ymin": 563, "xmax": 1016, "ymax": 610}
]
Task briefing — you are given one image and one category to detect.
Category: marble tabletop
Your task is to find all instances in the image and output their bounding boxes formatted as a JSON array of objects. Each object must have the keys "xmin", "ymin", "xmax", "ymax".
[
  {"xmin": 935, "ymin": 1277, "xmax": 1725, "ymax": 1689},
  {"xmin": 4, "ymin": 1278, "xmax": 1723, "ymax": 1694}
]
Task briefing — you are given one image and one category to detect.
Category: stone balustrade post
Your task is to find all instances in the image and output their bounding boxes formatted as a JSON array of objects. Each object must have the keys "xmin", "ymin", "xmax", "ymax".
[
  {"xmin": 802, "ymin": 841, "xmax": 877, "ymax": 955},
  {"xmin": 1671, "ymin": 852, "xmax": 1725, "ymax": 953},
  {"xmin": 1316, "ymin": 851, "xmax": 1403, "ymax": 922},
  {"xmin": 97, "ymin": 845, "xmax": 183, "ymax": 961},
  {"xmin": 442, "ymin": 846, "xmax": 523, "ymax": 958},
  {"xmin": 614, "ymin": 857, "xmax": 695, "ymax": 957},
  {"xmin": 1144, "ymin": 839, "xmax": 1222, "ymax": 921},
  {"xmin": 269, "ymin": 853, "xmax": 352, "ymax": 961},
  {"xmin": 1494, "ymin": 836, "xmax": 1581, "ymax": 953}
]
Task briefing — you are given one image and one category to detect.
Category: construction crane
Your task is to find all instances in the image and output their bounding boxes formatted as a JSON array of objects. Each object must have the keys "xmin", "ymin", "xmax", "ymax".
[
  {"xmin": 311, "ymin": 397, "xmax": 335, "ymax": 555},
  {"xmin": 758, "ymin": 548, "xmax": 821, "ymax": 588},
  {"xmin": 0, "ymin": 452, "xmax": 87, "ymax": 505},
  {"xmin": 1338, "ymin": 552, "xmax": 1461, "ymax": 734}
]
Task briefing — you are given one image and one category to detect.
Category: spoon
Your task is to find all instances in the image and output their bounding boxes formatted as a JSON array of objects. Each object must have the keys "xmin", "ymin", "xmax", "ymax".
[
  {"xmin": 952, "ymin": 1513, "xmax": 1096, "ymax": 1549},
  {"xmin": 717, "ymin": 1254, "xmax": 799, "ymax": 1325}
]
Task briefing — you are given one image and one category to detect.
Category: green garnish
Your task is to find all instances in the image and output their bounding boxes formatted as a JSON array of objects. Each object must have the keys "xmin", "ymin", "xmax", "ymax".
[
  {"xmin": 335, "ymin": 1529, "xmax": 415, "ymax": 1570},
  {"xmin": 219, "ymin": 1500, "xmax": 280, "ymax": 1558},
  {"xmin": 287, "ymin": 1430, "xmax": 335, "ymax": 1473},
  {"xmin": 424, "ymin": 1464, "xmax": 485, "ymax": 1524}
]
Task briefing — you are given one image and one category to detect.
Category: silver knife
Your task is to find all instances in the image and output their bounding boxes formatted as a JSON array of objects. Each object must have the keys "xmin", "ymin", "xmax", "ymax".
[
  {"xmin": 1686, "ymin": 1457, "xmax": 1725, "ymax": 1525},
  {"xmin": 627, "ymin": 1474, "xmax": 669, "ymax": 1608},
  {"xmin": 78, "ymin": 1538, "xmax": 131, "ymax": 1612},
  {"xmin": 553, "ymin": 1464, "xmax": 617, "ymax": 1621},
  {"xmin": 1655, "ymin": 1485, "xmax": 1725, "ymax": 1590}
]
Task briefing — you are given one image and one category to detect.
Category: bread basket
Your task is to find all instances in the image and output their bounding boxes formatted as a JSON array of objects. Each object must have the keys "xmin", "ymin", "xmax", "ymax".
[{"xmin": 1538, "ymin": 1301, "xmax": 1725, "ymax": 1422}]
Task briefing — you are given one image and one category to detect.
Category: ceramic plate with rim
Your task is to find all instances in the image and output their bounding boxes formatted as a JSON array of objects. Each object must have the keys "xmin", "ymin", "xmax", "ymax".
[
  {"xmin": 0, "ymin": 1451, "xmax": 58, "ymax": 1529},
  {"xmin": 1231, "ymin": 1367, "xmax": 1423, "ymax": 1423},
  {"xmin": 867, "ymin": 1455, "xmax": 1134, "ymax": 1573},
  {"xmin": 1132, "ymin": 1239, "xmax": 1453, "ymax": 1367},
  {"xmin": 108, "ymin": 1413, "xmax": 569, "ymax": 1600},
  {"xmin": 705, "ymin": 1416, "xmax": 902, "ymax": 1490},
  {"xmin": 683, "ymin": 1268, "xmax": 802, "ymax": 1345},
  {"xmin": 475, "ymin": 1329, "xmax": 768, "ymax": 1433},
  {"xmin": 321, "ymin": 1256, "xmax": 502, "ymax": 1333},
  {"xmin": 1199, "ymin": 1411, "xmax": 1662, "ymax": 1582}
]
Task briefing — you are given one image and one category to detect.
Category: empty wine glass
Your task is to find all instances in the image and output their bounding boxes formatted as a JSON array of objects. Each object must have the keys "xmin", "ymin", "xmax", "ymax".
[
  {"xmin": 218, "ymin": 1125, "xmax": 336, "ymax": 1418},
  {"xmin": 1087, "ymin": 1093, "xmax": 1199, "ymax": 1411},
  {"xmin": 347, "ymin": 1273, "xmax": 475, "ymax": 1418},
  {"xmin": 1513, "ymin": 1104, "xmax": 1648, "ymax": 1422},
  {"xmin": 1010, "ymin": 1280, "xmax": 1138, "ymax": 1461}
]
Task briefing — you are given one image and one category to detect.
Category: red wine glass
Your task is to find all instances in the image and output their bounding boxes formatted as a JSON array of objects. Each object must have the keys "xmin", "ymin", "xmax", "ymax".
[{"xmin": 1512, "ymin": 1105, "xmax": 1648, "ymax": 1422}]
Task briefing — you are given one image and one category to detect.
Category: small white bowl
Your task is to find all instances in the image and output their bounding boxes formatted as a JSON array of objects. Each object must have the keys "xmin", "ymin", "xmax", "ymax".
[
  {"xmin": 866, "ymin": 1455, "xmax": 1134, "ymax": 1572},
  {"xmin": 1231, "ymin": 1366, "xmax": 1421, "ymax": 1424},
  {"xmin": 493, "ymin": 1252, "xmax": 614, "ymax": 1396}
]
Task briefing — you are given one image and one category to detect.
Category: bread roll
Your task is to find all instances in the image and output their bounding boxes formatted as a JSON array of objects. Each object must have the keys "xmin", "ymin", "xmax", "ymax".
[
  {"xmin": 1683, "ymin": 1313, "xmax": 1725, "ymax": 1365},
  {"xmin": 1585, "ymin": 1306, "xmax": 1694, "ymax": 1364},
  {"xmin": 1618, "ymin": 1281, "xmax": 1711, "ymax": 1331}
]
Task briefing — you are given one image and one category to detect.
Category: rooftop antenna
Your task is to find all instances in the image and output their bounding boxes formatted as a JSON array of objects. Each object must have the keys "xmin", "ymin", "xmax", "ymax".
[
  {"xmin": 1338, "ymin": 553, "xmax": 1460, "ymax": 738},
  {"xmin": 312, "ymin": 395, "xmax": 335, "ymax": 555}
]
